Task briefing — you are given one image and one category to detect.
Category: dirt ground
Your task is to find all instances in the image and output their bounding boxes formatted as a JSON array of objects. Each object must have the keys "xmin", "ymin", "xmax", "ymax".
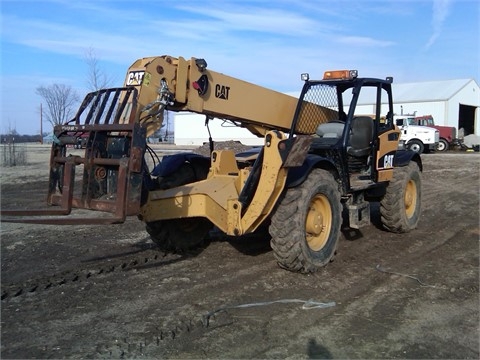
[{"xmin": 1, "ymin": 144, "xmax": 479, "ymax": 359}]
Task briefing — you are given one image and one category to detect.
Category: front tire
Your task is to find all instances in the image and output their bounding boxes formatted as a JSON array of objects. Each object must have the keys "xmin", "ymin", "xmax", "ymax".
[
  {"xmin": 269, "ymin": 169, "xmax": 342, "ymax": 273},
  {"xmin": 407, "ymin": 140, "xmax": 424, "ymax": 154},
  {"xmin": 380, "ymin": 161, "xmax": 422, "ymax": 233},
  {"xmin": 146, "ymin": 161, "xmax": 213, "ymax": 252},
  {"xmin": 146, "ymin": 218, "xmax": 212, "ymax": 252}
]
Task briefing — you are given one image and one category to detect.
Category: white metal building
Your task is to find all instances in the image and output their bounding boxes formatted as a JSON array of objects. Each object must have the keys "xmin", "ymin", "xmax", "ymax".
[
  {"xmin": 173, "ymin": 79, "xmax": 480, "ymax": 145},
  {"xmin": 356, "ymin": 78, "xmax": 480, "ymax": 136},
  {"xmin": 173, "ymin": 112, "xmax": 265, "ymax": 146}
]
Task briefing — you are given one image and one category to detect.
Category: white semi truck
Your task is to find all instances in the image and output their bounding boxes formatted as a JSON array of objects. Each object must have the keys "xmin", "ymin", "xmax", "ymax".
[{"xmin": 394, "ymin": 116, "xmax": 439, "ymax": 153}]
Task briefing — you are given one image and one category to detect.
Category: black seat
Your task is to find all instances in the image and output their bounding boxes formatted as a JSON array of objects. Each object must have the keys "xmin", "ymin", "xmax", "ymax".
[{"xmin": 347, "ymin": 116, "xmax": 374, "ymax": 157}]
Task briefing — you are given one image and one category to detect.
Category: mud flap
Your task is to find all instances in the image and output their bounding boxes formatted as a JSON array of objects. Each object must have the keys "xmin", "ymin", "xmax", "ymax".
[{"xmin": 279, "ymin": 135, "xmax": 313, "ymax": 168}]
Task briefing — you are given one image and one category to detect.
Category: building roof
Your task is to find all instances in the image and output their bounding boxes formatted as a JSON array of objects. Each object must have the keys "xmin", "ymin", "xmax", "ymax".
[
  {"xmin": 391, "ymin": 78, "xmax": 475, "ymax": 103},
  {"xmin": 291, "ymin": 78, "xmax": 479, "ymax": 105}
]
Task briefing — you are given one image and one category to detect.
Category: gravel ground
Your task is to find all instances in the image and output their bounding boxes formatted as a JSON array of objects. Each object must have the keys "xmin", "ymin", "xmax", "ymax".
[{"xmin": 1, "ymin": 145, "xmax": 479, "ymax": 359}]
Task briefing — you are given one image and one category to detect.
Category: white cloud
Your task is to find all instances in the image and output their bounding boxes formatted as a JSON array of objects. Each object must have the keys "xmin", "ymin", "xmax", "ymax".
[
  {"xmin": 1, "ymin": 15, "xmax": 158, "ymax": 64},
  {"xmin": 175, "ymin": 5, "xmax": 323, "ymax": 36},
  {"xmin": 425, "ymin": 0, "xmax": 452, "ymax": 50},
  {"xmin": 336, "ymin": 36, "xmax": 395, "ymax": 47}
]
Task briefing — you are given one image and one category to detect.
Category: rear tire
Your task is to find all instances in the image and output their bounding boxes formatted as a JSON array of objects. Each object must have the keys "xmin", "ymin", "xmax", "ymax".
[
  {"xmin": 269, "ymin": 169, "xmax": 342, "ymax": 273},
  {"xmin": 380, "ymin": 161, "xmax": 421, "ymax": 233}
]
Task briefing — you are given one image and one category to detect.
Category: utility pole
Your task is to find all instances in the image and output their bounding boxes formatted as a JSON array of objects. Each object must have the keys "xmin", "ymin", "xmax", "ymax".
[{"xmin": 40, "ymin": 103, "xmax": 43, "ymax": 144}]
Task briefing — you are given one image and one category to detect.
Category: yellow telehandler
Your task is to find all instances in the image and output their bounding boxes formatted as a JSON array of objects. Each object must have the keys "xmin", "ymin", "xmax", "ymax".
[{"xmin": 1, "ymin": 56, "xmax": 422, "ymax": 273}]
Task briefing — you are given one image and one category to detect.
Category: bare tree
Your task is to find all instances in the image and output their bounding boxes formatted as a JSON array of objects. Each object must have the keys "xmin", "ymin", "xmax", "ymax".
[
  {"xmin": 84, "ymin": 47, "xmax": 114, "ymax": 91},
  {"xmin": 36, "ymin": 84, "xmax": 80, "ymax": 127}
]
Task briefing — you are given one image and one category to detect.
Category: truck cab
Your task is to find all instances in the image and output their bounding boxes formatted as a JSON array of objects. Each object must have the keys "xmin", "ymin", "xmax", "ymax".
[{"xmin": 394, "ymin": 116, "xmax": 439, "ymax": 153}]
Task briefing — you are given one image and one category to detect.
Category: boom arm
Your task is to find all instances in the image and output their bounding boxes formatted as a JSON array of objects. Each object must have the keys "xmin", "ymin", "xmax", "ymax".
[
  {"xmin": 121, "ymin": 55, "xmax": 300, "ymax": 137},
  {"xmin": 1, "ymin": 55, "xmax": 334, "ymax": 229}
]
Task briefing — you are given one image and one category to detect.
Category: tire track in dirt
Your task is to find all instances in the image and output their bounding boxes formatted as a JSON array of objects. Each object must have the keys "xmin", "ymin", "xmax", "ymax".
[{"xmin": 0, "ymin": 250, "xmax": 185, "ymax": 301}]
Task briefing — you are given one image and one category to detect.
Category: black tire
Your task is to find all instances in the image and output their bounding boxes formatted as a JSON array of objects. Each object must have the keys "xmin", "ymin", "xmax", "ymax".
[
  {"xmin": 269, "ymin": 169, "xmax": 342, "ymax": 273},
  {"xmin": 436, "ymin": 139, "xmax": 449, "ymax": 152},
  {"xmin": 146, "ymin": 161, "xmax": 213, "ymax": 252},
  {"xmin": 146, "ymin": 217, "xmax": 212, "ymax": 252},
  {"xmin": 380, "ymin": 161, "xmax": 421, "ymax": 233},
  {"xmin": 407, "ymin": 140, "xmax": 424, "ymax": 154}
]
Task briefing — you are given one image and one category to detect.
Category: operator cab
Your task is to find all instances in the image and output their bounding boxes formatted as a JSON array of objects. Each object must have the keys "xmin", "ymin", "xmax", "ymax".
[{"xmin": 290, "ymin": 69, "xmax": 397, "ymax": 192}]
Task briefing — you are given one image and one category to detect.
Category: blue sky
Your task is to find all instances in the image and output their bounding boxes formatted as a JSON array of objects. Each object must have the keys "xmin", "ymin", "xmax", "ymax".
[{"xmin": 1, "ymin": 0, "xmax": 479, "ymax": 135}]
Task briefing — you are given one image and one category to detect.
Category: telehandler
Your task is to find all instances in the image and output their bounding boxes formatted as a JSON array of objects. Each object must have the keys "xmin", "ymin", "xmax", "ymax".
[{"xmin": 1, "ymin": 55, "xmax": 422, "ymax": 273}]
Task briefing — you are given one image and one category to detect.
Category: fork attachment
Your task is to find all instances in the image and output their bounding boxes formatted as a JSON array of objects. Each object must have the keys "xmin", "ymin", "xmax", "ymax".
[{"xmin": 1, "ymin": 87, "xmax": 147, "ymax": 224}]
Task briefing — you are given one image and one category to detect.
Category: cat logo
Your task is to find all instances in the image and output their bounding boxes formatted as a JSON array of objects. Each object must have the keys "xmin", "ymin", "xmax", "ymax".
[
  {"xmin": 383, "ymin": 154, "xmax": 394, "ymax": 168},
  {"xmin": 215, "ymin": 84, "xmax": 230, "ymax": 100},
  {"xmin": 126, "ymin": 71, "xmax": 145, "ymax": 86}
]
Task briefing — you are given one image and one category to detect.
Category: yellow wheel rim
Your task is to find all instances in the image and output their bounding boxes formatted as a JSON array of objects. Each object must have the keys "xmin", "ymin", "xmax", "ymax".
[
  {"xmin": 305, "ymin": 194, "xmax": 332, "ymax": 251},
  {"xmin": 404, "ymin": 179, "xmax": 417, "ymax": 218}
]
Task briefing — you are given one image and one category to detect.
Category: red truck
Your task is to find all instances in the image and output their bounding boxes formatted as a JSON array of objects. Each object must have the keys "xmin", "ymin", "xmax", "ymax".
[{"xmin": 414, "ymin": 115, "xmax": 462, "ymax": 151}]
